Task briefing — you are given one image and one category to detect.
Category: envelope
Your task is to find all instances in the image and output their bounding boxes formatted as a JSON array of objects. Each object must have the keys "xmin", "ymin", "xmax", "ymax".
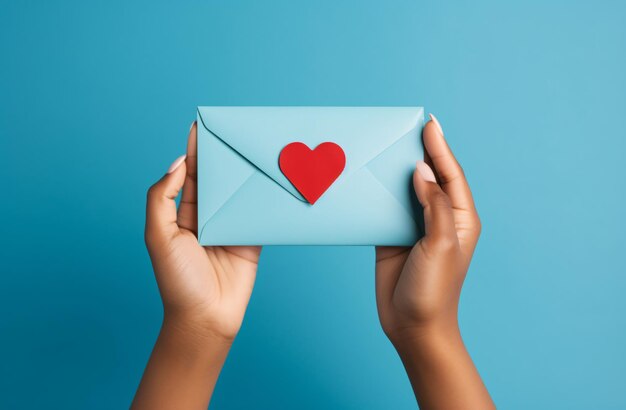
[{"xmin": 197, "ymin": 106, "xmax": 425, "ymax": 245}]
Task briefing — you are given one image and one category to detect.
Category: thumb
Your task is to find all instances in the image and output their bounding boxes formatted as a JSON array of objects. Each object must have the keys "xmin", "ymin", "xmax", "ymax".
[
  {"xmin": 414, "ymin": 161, "xmax": 458, "ymax": 250},
  {"xmin": 145, "ymin": 155, "xmax": 187, "ymax": 249}
]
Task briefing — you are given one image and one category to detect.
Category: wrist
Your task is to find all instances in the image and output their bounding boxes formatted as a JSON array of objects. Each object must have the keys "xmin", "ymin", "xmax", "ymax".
[
  {"xmin": 389, "ymin": 318, "xmax": 462, "ymax": 355},
  {"xmin": 161, "ymin": 312, "xmax": 235, "ymax": 350}
]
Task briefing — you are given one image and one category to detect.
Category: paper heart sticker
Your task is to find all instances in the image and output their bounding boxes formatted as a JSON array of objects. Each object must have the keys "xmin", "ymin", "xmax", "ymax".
[{"xmin": 279, "ymin": 142, "xmax": 346, "ymax": 204}]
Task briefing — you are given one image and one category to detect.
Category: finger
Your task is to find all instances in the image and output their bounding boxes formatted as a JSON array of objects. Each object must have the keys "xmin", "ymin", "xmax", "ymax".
[
  {"xmin": 423, "ymin": 114, "xmax": 477, "ymax": 213},
  {"xmin": 414, "ymin": 161, "xmax": 458, "ymax": 250},
  {"xmin": 145, "ymin": 155, "xmax": 187, "ymax": 249},
  {"xmin": 178, "ymin": 121, "xmax": 198, "ymax": 234}
]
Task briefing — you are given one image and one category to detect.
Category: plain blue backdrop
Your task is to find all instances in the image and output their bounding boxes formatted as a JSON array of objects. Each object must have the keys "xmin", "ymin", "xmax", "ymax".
[{"xmin": 1, "ymin": 0, "xmax": 625, "ymax": 408}]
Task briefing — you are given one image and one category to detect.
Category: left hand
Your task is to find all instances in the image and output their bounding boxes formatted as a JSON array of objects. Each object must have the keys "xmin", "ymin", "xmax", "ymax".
[
  {"xmin": 144, "ymin": 122, "xmax": 261, "ymax": 342},
  {"xmin": 134, "ymin": 123, "xmax": 261, "ymax": 410}
]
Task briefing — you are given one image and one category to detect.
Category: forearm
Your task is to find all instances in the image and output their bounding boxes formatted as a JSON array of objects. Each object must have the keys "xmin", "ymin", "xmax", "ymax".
[
  {"xmin": 131, "ymin": 317, "xmax": 232, "ymax": 410},
  {"xmin": 393, "ymin": 322, "xmax": 495, "ymax": 410}
]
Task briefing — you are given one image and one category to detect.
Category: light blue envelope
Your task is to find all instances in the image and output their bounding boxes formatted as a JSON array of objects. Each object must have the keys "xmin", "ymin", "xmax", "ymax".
[{"xmin": 197, "ymin": 106, "xmax": 425, "ymax": 245}]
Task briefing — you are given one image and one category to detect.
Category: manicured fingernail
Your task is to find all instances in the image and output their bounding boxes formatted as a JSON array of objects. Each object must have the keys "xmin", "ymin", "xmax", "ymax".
[
  {"xmin": 167, "ymin": 155, "xmax": 186, "ymax": 174},
  {"xmin": 416, "ymin": 160, "xmax": 437, "ymax": 183},
  {"xmin": 189, "ymin": 121, "xmax": 196, "ymax": 132},
  {"xmin": 429, "ymin": 113, "xmax": 444, "ymax": 137}
]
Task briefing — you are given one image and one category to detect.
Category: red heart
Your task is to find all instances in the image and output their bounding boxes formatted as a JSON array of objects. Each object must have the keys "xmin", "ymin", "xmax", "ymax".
[{"xmin": 279, "ymin": 142, "xmax": 346, "ymax": 204}]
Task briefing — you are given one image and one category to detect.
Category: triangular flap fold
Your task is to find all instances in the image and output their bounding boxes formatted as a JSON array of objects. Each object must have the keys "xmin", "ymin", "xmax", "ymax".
[{"xmin": 197, "ymin": 106, "xmax": 424, "ymax": 202}]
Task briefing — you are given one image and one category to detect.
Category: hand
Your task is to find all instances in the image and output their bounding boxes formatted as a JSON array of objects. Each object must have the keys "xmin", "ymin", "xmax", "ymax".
[
  {"xmin": 375, "ymin": 114, "xmax": 493, "ymax": 409},
  {"xmin": 133, "ymin": 122, "xmax": 261, "ymax": 410},
  {"xmin": 144, "ymin": 122, "xmax": 261, "ymax": 341},
  {"xmin": 375, "ymin": 114, "xmax": 480, "ymax": 340}
]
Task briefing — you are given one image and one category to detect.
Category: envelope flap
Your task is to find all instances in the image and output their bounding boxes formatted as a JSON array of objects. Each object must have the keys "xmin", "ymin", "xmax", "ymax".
[{"xmin": 197, "ymin": 106, "xmax": 423, "ymax": 202}]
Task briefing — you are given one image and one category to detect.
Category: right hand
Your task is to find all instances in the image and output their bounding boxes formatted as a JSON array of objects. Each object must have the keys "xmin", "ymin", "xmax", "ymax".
[
  {"xmin": 375, "ymin": 114, "xmax": 482, "ymax": 343},
  {"xmin": 374, "ymin": 114, "xmax": 493, "ymax": 409}
]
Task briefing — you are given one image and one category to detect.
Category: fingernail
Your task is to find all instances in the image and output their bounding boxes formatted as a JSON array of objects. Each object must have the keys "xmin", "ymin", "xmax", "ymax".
[
  {"xmin": 167, "ymin": 155, "xmax": 186, "ymax": 174},
  {"xmin": 429, "ymin": 113, "xmax": 444, "ymax": 137},
  {"xmin": 189, "ymin": 121, "xmax": 196, "ymax": 132},
  {"xmin": 416, "ymin": 160, "xmax": 437, "ymax": 183}
]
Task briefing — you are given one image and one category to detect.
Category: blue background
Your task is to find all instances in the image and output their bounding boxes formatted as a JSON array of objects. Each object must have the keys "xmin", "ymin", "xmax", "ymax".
[{"xmin": 1, "ymin": 0, "xmax": 625, "ymax": 408}]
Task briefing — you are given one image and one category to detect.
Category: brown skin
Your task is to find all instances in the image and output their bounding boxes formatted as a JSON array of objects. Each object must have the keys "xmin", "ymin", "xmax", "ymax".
[
  {"xmin": 132, "ymin": 119, "xmax": 494, "ymax": 409},
  {"xmin": 376, "ymin": 119, "xmax": 494, "ymax": 409},
  {"xmin": 132, "ymin": 123, "xmax": 261, "ymax": 409}
]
